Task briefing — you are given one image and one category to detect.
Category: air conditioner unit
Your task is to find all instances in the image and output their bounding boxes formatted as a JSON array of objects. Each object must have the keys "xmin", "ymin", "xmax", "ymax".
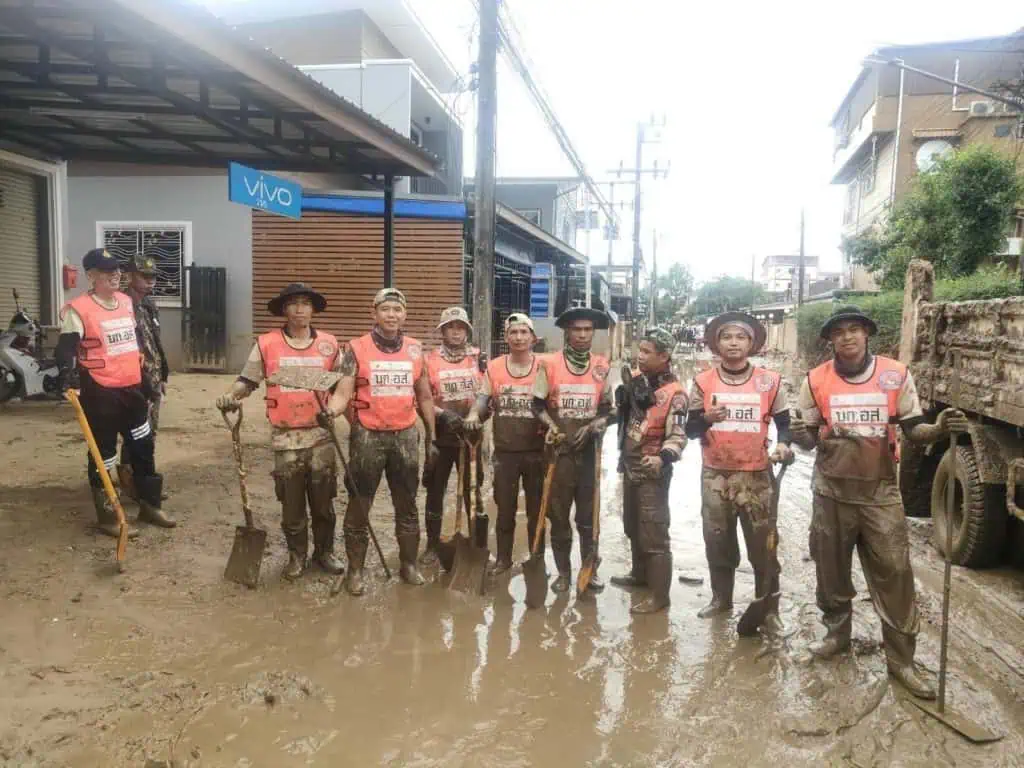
[{"xmin": 970, "ymin": 100, "xmax": 996, "ymax": 116}]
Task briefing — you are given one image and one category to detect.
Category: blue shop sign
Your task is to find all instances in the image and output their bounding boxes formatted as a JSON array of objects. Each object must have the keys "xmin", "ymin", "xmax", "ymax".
[{"xmin": 228, "ymin": 162, "xmax": 303, "ymax": 220}]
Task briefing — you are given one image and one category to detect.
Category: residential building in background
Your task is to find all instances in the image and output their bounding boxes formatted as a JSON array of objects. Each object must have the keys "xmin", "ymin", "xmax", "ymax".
[
  {"xmin": 830, "ymin": 29, "xmax": 1024, "ymax": 289},
  {"xmin": 465, "ymin": 176, "xmax": 581, "ymax": 248},
  {"xmin": 760, "ymin": 254, "xmax": 820, "ymax": 294}
]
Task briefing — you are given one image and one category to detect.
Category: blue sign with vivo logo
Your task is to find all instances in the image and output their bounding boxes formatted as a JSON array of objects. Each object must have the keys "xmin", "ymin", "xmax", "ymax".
[{"xmin": 228, "ymin": 162, "xmax": 303, "ymax": 220}]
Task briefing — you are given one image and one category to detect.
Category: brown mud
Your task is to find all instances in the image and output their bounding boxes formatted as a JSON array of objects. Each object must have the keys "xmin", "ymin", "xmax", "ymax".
[{"xmin": 1, "ymin": 366, "xmax": 1023, "ymax": 767}]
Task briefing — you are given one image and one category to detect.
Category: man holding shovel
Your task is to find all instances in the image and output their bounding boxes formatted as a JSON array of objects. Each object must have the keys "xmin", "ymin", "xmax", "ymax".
[
  {"xmin": 791, "ymin": 306, "xmax": 968, "ymax": 699},
  {"xmin": 686, "ymin": 312, "xmax": 791, "ymax": 634},
  {"xmin": 531, "ymin": 306, "xmax": 613, "ymax": 593},
  {"xmin": 464, "ymin": 313, "xmax": 546, "ymax": 573},
  {"xmin": 323, "ymin": 288, "xmax": 437, "ymax": 596},
  {"xmin": 610, "ymin": 328, "xmax": 687, "ymax": 613},
  {"xmin": 420, "ymin": 307, "xmax": 483, "ymax": 565},
  {"xmin": 216, "ymin": 283, "xmax": 344, "ymax": 581}
]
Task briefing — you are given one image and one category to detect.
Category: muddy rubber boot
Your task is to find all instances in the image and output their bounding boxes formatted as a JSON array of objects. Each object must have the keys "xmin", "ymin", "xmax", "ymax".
[
  {"xmin": 419, "ymin": 516, "xmax": 442, "ymax": 566},
  {"xmin": 631, "ymin": 553, "xmax": 672, "ymax": 614},
  {"xmin": 90, "ymin": 487, "xmax": 139, "ymax": 539},
  {"xmin": 551, "ymin": 544, "xmax": 572, "ymax": 593},
  {"xmin": 344, "ymin": 536, "xmax": 368, "ymax": 597},
  {"xmin": 491, "ymin": 529, "xmax": 514, "ymax": 575},
  {"xmin": 313, "ymin": 551, "xmax": 344, "ymax": 575},
  {"xmin": 761, "ymin": 612, "xmax": 785, "ymax": 638},
  {"xmin": 116, "ymin": 464, "xmax": 138, "ymax": 503},
  {"xmin": 697, "ymin": 567, "xmax": 735, "ymax": 618},
  {"xmin": 398, "ymin": 534, "xmax": 426, "ymax": 586},
  {"xmin": 810, "ymin": 611, "xmax": 852, "ymax": 659},
  {"xmin": 282, "ymin": 551, "xmax": 307, "ymax": 581},
  {"xmin": 610, "ymin": 539, "xmax": 647, "ymax": 588},
  {"xmin": 136, "ymin": 475, "xmax": 176, "ymax": 529},
  {"xmin": 887, "ymin": 662, "xmax": 936, "ymax": 700},
  {"xmin": 311, "ymin": 505, "xmax": 344, "ymax": 575}
]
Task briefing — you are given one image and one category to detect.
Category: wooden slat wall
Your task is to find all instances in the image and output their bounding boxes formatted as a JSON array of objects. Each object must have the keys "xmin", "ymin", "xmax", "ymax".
[
  {"xmin": 0, "ymin": 167, "xmax": 42, "ymax": 323},
  {"xmin": 252, "ymin": 211, "xmax": 464, "ymax": 348}
]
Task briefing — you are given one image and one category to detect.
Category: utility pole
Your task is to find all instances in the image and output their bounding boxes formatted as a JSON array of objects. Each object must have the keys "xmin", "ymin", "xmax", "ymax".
[
  {"xmin": 631, "ymin": 122, "xmax": 644, "ymax": 328},
  {"xmin": 797, "ymin": 208, "xmax": 806, "ymax": 308},
  {"xmin": 649, "ymin": 230, "xmax": 658, "ymax": 326},
  {"xmin": 472, "ymin": 0, "xmax": 498, "ymax": 358},
  {"xmin": 750, "ymin": 254, "xmax": 756, "ymax": 311},
  {"xmin": 584, "ymin": 185, "xmax": 592, "ymax": 307},
  {"xmin": 607, "ymin": 182, "xmax": 615, "ymax": 269}
]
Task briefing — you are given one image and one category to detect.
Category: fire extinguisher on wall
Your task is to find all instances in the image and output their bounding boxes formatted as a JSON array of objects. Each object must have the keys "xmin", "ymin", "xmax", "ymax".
[{"xmin": 62, "ymin": 264, "xmax": 78, "ymax": 290}]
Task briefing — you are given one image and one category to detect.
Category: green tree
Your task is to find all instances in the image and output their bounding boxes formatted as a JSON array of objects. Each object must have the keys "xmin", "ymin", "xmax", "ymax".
[
  {"xmin": 690, "ymin": 276, "xmax": 765, "ymax": 318},
  {"xmin": 653, "ymin": 262, "xmax": 694, "ymax": 325}
]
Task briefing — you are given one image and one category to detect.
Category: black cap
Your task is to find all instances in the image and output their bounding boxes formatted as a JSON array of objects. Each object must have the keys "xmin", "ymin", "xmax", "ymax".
[
  {"xmin": 267, "ymin": 283, "xmax": 327, "ymax": 316},
  {"xmin": 82, "ymin": 248, "xmax": 120, "ymax": 272},
  {"xmin": 819, "ymin": 305, "xmax": 878, "ymax": 339}
]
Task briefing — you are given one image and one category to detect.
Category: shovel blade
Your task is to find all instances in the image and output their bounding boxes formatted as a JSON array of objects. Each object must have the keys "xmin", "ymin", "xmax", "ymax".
[
  {"xmin": 449, "ymin": 538, "xmax": 489, "ymax": 595},
  {"xmin": 523, "ymin": 554, "xmax": 548, "ymax": 609},
  {"xmin": 909, "ymin": 699, "xmax": 1003, "ymax": 743},
  {"xmin": 576, "ymin": 555, "xmax": 596, "ymax": 599},
  {"xmin": 436, "ymin": 534, "xmax": 461, "ymax": 573},
  {"xmin": 737, "ymin": 596, "xmax": 770, "ymax": 637},
  {"xmin": 224, "ymin": 526, "xmax": 267, "ymax": 589}
]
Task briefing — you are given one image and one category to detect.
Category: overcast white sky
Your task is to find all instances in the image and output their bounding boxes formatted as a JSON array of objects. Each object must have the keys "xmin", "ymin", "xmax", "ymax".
[{"xmin": 407, "ymin": 0, "xmax": 1021, "ymax": 283}]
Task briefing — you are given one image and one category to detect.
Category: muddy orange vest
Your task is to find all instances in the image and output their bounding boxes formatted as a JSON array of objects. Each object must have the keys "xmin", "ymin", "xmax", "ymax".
[
  {"xmin": 426, "ymin": 347, "xmax": 482, "ymax": 418},
  {"xmin": 349, "ymin": 334, "xmax": 424, "ymax": 431},
  {"xmin": 626, "ymin": 378, "xmax": 688, "ymax": 457},
  {"xmin": 257, "ymin": 329, "xmax": 339, "ymax": 429},
  {"xmin": 488, "ymin": 354, "xmax": 545, "ymax": 453},
  {"xmin": 65, "ymin": 291, "xmax": 141, "ymax": 389},
  {"xmin": 544, "ymin": 351, "xmax": 610, "ymax": 441},
  {"xmin": 807, "ymin": 357, "xmax": 904, "ymax": 481},
  {"xmin": 696, "ymin": 366, "xmax": 781, "ymax": 471}
]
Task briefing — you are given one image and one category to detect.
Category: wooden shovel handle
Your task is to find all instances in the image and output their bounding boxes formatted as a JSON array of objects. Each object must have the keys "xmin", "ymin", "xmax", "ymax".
[
  {"xmin": 532, "ymin": 456, "xmax": 558, "ymax": 555},
  {"xmin": 222, "ymin": 406, "xmax": 254, "ymax": 529},
  {"xmin": 592, "ymin": 444, "xmax": 602, "ymax": 539},
  {"xmin": 455, "ymin": 442, "xmax": 466, "ymax": 537}
]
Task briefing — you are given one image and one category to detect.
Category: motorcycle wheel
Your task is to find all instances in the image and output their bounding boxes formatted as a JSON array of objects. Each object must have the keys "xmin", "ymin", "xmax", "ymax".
[{"xmin": 0, "ymin": 368, "xmax": 20, "ymax": 403}]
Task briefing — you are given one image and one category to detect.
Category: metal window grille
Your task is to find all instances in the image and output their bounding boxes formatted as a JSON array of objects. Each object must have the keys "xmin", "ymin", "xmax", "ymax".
[
  {"xmin": 463, "ymin": 252, "xmax": 533, "ymax": 358},
  {"xmin": 100, "ymin": 224, "xmax": 186, "ymax": 303}
]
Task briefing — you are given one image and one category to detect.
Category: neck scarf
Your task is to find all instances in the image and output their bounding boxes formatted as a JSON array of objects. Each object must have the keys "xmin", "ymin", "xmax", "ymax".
[
  {"xmin": 835, "ymin": 351, "xmax": 873, "ymax": 378},
  {"xmin": 563, "ymin": 344, "xmax": 591, "ymax": 373},
  {"xmin": 439, "ymin": 343, "xmax": 469, "ymax": 364},
  {"xmin": 371, "ymin": 324, "xmax": 403, "ymax": 353}
]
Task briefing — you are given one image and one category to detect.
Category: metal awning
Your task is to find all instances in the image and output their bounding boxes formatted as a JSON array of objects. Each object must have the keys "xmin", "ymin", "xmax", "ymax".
[{"xmin": 0, "ymin": 0, "xmax": 440, "ymax": 177}]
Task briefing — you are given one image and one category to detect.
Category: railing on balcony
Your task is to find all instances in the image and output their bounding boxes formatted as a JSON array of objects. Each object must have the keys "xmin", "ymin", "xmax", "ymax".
[{"xmin": 411, "ymin": 176, "xmax": 451, "ymax": 196}]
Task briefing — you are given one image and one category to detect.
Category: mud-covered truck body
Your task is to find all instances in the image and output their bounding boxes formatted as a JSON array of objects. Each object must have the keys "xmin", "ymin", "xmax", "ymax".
[{"xmin": 900, "ymin": 260, "xmax": 1024, "ymax": 567}]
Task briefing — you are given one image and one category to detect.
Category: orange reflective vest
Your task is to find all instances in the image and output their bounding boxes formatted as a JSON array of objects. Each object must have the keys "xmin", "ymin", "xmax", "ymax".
[
  {"xmin": 258, "ymin": 329, "xmax": 339, "ymax": 429},
  {"xmin": 426, "ymin": 347, "xmax": 481, "ymax": 417},
  {"xmin": 349, "ymin": 333, "xmax": 424, "ymax": 431},
  {"xmin": 65, "ymin": 291, "xmax": 141, "ymax": 389},
  {"xmin": 488, "ymin": 354, "xmax": 544, "ymax": 453},
  {"xmin": 625, "ymin": 378, "xmax": 688, "ymax": 457},
  {"xmin": 696, "ymin": 366, "xmax": 781, "ymax": 471},
  {"xmin": 807, "ymin": 356, "xmax": 904, "ymax": 482},
  {"xmin": 544, "ymin": 352, "xmax": 610, "ymax": 442}
]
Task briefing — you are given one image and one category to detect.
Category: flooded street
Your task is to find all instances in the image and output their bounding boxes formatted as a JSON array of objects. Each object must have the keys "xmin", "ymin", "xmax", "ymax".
[{"xmin": 2, "ymin": 369, "xmax": 1024, "ymax": 767}]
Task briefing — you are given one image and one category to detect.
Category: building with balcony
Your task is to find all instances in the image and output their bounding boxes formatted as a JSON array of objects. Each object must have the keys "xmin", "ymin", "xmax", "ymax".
[{"xmin": 760, "ymin": 254, "xmax": 820, "ymax": 294}]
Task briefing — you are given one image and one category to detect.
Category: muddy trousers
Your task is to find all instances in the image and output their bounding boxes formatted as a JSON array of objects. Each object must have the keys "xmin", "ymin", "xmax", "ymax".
[
  {"xmin": 493, "ymin": 450, "xmax": 545, "ymax": 561},
  {"xmin": 273, "ymin": 444, "xmax": 338, "ymax": 560},
  {"xmin": 79, "ymin": 380, "xmax": 156, "ymax": 490},
  {"xmin": 547, "ymin": 444, "xmax": 598, "ymax": 574},
  {"xmin": 424, "ymin": 442, "xmax": 482, "ymax": 546},
  {"xmin": 701, "ymin": 467, "xmax": 780, "ymax": 612},
  {"xmin": 809, "ymin": 494, "xmax": 919, "ymax": 666},
  {"xmin": 623, "ymin": 469, "xmax": 672, "ymax": 556},
  {"xmin": 120, "ymin": 396, "xmax": 161, "ymax": 466},
  {"xmin": 344, "ymin": 425, "xmax": 421, "ymax": 568}
]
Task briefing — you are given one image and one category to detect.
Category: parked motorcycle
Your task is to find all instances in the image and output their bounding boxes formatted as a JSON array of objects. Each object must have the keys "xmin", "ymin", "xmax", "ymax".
[{"xmin": 0, "ymin": 289, "xmax": 60, "ymax": 402}]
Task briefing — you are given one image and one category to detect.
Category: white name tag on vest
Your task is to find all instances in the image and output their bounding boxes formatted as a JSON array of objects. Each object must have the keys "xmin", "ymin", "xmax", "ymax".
[
  {"xmin": 558, "ymin": 383, "xmax": 598, "ymax": 420},
  {"xmin": 277, "ymin": 356, "xmax": 325, "ymax": 392},
  {"xmin": 370, "ymin": 360, "xmax": 413, "ymax": 397},
  {"xmin": 439, "ymin": 367, "xmax": 476, "ymax": 402},
  {"xmin": 100, "ymin": 316, "xmax": 138, "ymax": 357},
  {"xmin": 829, "ymin": 392, "xmax": 889, "ymax": 438},
  {"xmin": 710, "ymin": 392, "xmax": 761, "ymax": 433},
  {"xmin": 498, "ymin": 384, "xmax": 533, "ymax": 418}
]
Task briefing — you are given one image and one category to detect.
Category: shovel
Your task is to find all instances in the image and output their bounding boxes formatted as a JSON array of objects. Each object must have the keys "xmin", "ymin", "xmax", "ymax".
[
  {"xmin": 576, "ymin": 441, "xmax": 602, "ymax": 598},
  {"xmin": 436, "ymin": 443, "xmax": 467, "ymax": 573},
  {"xmin": 221, "ymin": 406, "xmax": 267, "ymax": 589},
  {"xmin": 65, "ymin": 389, "xmax": 128, "ymax": 571},
  {"xmin": 909, "ymin": 434, "xmax": 1002, "ymax": 743},
  {"xmin": 449, "ymin": 440, "xmax": 489, "ymax": 595},
  {"xmin": 524, "ymin": 448, "xmax": 558, "ymax": 609},
  {"xmin": 737, "ymin": 462, "xmax": 787, "ymax": 636}
]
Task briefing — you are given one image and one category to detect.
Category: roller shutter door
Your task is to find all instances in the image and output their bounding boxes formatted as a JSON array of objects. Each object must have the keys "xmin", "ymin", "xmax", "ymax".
[
  {"xmin": 252, "ymin": 211, "xmax": 464, "ymax": 348},
  {"xmin": 0, "ymin": 167, "xmax": 42, "ymax": 323}
]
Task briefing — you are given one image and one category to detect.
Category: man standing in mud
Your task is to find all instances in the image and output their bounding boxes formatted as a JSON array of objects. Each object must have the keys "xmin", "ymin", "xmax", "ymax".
[
  {"xmin": 686, "ymin": 312, "xmax": 791, "ymax": 635},
  {"xmin": 217, "ymin": 283, "xmax": 344, "ymax": 581},
  {"xmin": 791, "ymin": 306, "xmax": 968, "ymax": 699},
  {"xmin": 419, "ymin": 307, "xmax": 483, "ymax": 565},
  {"xmin": 464, "ymin": 313, "xmax": 545, "ymax": 573},
  {"xmin": 323, "ymin": 288, "xmax": 437, "ymax": 596},
  {"xmin": 610, "ymin": 328, "xmax": 687, "ymax": 613},
  {"xmin": 531, "ymin": 306, "xmax": 613, "ymax": 592},
  {"xmin": 56, "ymin": 248, "xmax": 175, "ymax": 538}
]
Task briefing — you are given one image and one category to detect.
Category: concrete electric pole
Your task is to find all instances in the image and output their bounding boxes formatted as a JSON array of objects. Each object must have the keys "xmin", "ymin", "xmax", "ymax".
[
  {"xmin": 797, "ymin": 208, "xmax": 806, "ymax": 308},
  {"xmin": 472, "ymin": 0, "xmax": 498, "ymax": 358}
]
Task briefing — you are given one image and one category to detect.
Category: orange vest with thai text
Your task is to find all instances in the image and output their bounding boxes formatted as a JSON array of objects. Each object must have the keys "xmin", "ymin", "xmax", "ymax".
[
  {"xmin": 488, "ymin": 354, "xmax": 545, "ymax": 452},
  {"xmin": 426, "ymin": 347, "xmax": 481, "ymax": 417},
  {"xmin": 258, "ymin": 329, "xmax": 339, "ymax": 429},
  {"xmin": 544, "ymin": 352, "xmax": 610, "ymax": 442},
  {"xmin": 696, "ymin": 366, "xmax": 780, "ymax": 471},
  {"xmin": 626, "ymin": 378, "xmax": 688, "ymax": 456},
  {"xmin": 349, "ymin": 334, "xmax": 424, "ymax": 431},
  {"xmin": 66, "ymin": 291, "xmax": 141, "ymax": 389}
]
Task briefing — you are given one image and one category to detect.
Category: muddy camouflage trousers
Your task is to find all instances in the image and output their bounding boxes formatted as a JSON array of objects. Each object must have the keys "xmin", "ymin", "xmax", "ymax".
[
  {"xmin": 548, "ymin": 443, "xmax": 598, "ymax": 570},
  {"xmin": 273, "ymin": 443, "xmax": 338, "ymax": 559},
  {"xmin": 344, "ymin": 425, "xmax": 420, "ymax": 547},
  {"xmin": 424, "ymin": 442, "xmax": 483, "ymax": 530},
  {"xmin": 493, "ymin": 450, "xmax": 545, "ymax": 549},
  {"xmin": 701, "ymin": 467, "xmax": 780, "ymax": 607},
  {"xmin": 622, "ymin": 468, "xmax": 672, "ymax": 556},
  {"xmin": 809, "ymin": 493, "xmax": 919, "ymax": 665}
]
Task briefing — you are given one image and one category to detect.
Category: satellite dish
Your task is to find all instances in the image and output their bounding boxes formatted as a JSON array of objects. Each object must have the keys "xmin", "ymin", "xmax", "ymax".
[{"xmin": 916, "ymin": 139, "xmax": 954, "ymax": 172}]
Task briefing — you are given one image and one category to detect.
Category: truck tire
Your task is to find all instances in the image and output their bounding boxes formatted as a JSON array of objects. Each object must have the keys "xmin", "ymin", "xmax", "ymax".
[
  {"xmin": 930, "ymin": 443, "xmax": 1006, "ymax": 568},
  {"xmin": 899, "ymin": 435, "xmax": 937, "ymax": 517}
]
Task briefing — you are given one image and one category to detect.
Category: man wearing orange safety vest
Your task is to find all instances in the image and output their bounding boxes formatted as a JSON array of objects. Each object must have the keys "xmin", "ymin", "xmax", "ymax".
[
  {"xmin": 56, "ymin": 248, "xmax": 174, "ymax": 538},
  {"xmin": 324, "ymin": 288, "xmax": 437, "ymax": 596},
  {"xmin": 686, "ymin": 312, "xmax": 791, "ymax": 636},
  {"xmin": 217, "ymin": 283, "xmax": 344, "ymax": 581},
  {"xmin": 531, "ymin": 306, "xmax": 613, "ymax": 593},
  {"xmin": 791, "ymin": 306, "xmax": 967, "ymax": 699},
  {"xmin": 420, "ymin": 306, "xmax": 484, "ymax": 565}
]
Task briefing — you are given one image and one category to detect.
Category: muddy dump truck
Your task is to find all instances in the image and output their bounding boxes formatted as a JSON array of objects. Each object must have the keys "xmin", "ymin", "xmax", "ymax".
[{"xmin": 899, "ymin": 260, "xmax": 1024, "ymax": 568}]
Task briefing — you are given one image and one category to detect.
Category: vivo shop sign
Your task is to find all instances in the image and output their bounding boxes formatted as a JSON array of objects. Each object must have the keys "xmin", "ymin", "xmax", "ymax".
[{"xmin": 228, "ymin": 162, "xmax": 303, "ymax": 220}]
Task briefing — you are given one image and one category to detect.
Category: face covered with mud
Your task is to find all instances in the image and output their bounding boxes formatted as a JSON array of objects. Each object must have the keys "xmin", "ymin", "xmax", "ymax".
[
  {"xmin": 717, "ymin": 325, "xmax": 752, "ymax": 366},
  {"xmin": 374, "ymin": 300, "xmax": 406, "ymax": 336},
  {"xmin": 566, "ymin": 319, "xmax": 595, "ymax": 352},
  {"xmin": 638, "ymin": 340, "xmax": 670, "ymax": 375},
  {"xmin": 506, "ymin": 324, "xmax": 534, "ymax": 354},
  {"xmin": 829, "ymin": 320, "xmax": 869, "ymax": 366}
]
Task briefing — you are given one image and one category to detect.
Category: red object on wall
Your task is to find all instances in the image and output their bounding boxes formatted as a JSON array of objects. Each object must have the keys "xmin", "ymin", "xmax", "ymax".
[{"xmin": 62, "ymin": 264, "xmax": 78, "ymax": 290}]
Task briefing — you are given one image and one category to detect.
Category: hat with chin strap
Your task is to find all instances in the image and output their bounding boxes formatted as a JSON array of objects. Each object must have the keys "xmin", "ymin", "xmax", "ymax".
[{"xmin": 705, "ymin": 311, "xmax": 766, "ymax": 356}]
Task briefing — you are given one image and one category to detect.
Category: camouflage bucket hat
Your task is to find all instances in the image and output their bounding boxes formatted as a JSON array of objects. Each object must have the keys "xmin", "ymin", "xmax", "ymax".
[
  {"xmin": 128, "ymin": 256, "xmax": 158, "ymax": 276},
  {"xmin": 437, "ymin": 305, "xmax": 473, "ymax": 334},
  {"xmin": 644, "ymin": 326, "xmax": 676, "ymax": 355}
]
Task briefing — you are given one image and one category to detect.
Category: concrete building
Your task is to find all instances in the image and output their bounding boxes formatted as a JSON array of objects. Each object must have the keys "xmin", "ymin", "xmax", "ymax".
[
  {"xmin": 759, "ymin": 254, "xmax": 820, "ymax": 294},
  {"xmin": 830, "ymin": 29, "xmax": 1024, "ymax": 289},
  {"xmin": 465, "ymin": 177, "xmax": 581, "ymax": 248}
]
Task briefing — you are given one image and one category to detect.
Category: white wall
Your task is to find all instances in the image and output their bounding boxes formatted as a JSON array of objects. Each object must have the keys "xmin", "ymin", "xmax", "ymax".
[{"xmin": 303, "ymin": 63, "xmax": 413, "ymax": 137}]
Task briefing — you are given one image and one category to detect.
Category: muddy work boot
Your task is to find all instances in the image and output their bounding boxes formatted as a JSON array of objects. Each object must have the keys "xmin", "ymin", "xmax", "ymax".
[
  {"xmin": 697, "ymin": 567, "xmax": 734, "ymax": 618},
  {"xmin": 419, "ymin": 515, "xmax": 442, "ymax": 566},
  {"xmin": 398, "ymin": 533, "xmax": 426, "ymax": 586},
  {"xmin": 283, "ymin": 551, "xmax": 307, "ymax": 581},
  {"xmin": 551, "ymin": 545, "xmax": 572, "ymax": 593},
  {"xmin": 610, "ymin": 539, "xmax": 647, "ymax": 588},
  {"xmin": 313, "ymin": 551, "xmax": 344, "ymax": 575},
  {"xmin": 344, "ymin": 536, "xmax": 368, "ymax": 597},
  {"xmin": 810, "ymin": 611, "xmax": 852, "ymax": 659},
  {"xmin": 887, "ymin": 661, "xmax": 936, "ymax": 700},
  {"xmin": 761, "ymin": 612, "xmax": 785, "ymax": 638},
  {"xmin": 631, "ymin": 553, "xmax": 672, "ymax": 614},
  {"xmin": 491, "ymin": 529, "xmax": 514, "ymax": 575},
  {"xmin": 90, "ymin": 487, "xmax": 139, "ymax": 539},
  {"xmin": 135, "ymin": 475, "xmax": 176, "ymax": 529}
]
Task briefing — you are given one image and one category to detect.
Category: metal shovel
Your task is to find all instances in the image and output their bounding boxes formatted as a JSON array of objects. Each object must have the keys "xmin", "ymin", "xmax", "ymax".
[
  {"xmin": 222, "ymin": 406, "xmax": 267, "ymax": 589},
  {"xmin": 737, "ymin": 462, "xmax": 787, "ymax": 636},
  {"xmin": 909, "ymin": 435, "xmax": 1002, "ymax": 743},
  {"xmin": 437, "ymin": 443, "xmax": 467, "ymax": 573},
  {"xmin": 576, "ymin": 442, "xmax": 602, "ymax": 598},
  {"xmin": 449, "ymin": 440, "xmax": 489, "ymax": 595},
  {"xmin": 524, "ymin": 449, "xmax": 558, "ymax": 609}
]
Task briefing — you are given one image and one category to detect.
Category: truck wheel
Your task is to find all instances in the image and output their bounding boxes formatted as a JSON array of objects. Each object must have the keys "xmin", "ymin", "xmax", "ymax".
[
  {"xmin": 899, "ymin": 435, "xmax": 937, "ymax": 517},
  {"xmin": 930, "ymin": 443, "xmax": 1006, "ymax": 568}
]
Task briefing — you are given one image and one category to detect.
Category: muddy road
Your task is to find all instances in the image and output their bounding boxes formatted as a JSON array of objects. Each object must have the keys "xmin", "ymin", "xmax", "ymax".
[{"xmin": 1, "ymin": 369, "xmax": 1023, "ymax": 767}]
